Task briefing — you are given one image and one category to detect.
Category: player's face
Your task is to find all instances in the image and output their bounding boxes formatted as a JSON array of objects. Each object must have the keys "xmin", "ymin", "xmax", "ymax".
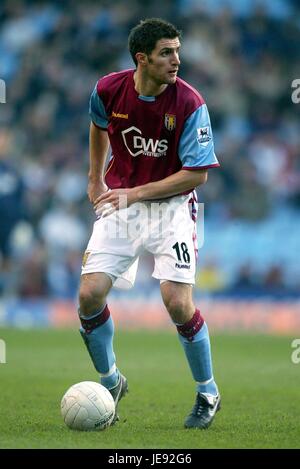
[{"xmin": 146, "ymin": 37, "xmax": 181, "ymax": 85}]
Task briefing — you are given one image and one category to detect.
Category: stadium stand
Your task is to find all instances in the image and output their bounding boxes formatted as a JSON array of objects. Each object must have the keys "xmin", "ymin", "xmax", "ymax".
[{"xmin": 0, "ymin": 0, "xmax": 299, "ymax": 306}]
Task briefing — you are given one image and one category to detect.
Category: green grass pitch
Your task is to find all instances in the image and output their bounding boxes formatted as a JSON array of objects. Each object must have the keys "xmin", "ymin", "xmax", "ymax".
[{"xmin": 0, "ymin": 327, "xmax": 299, "ymax": 449}]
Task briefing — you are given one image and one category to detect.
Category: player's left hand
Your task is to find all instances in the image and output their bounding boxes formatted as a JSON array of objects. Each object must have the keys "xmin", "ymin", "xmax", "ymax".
[{"xmin": 94, "ymin": 188, "xmax": 139, "ymax": 217}]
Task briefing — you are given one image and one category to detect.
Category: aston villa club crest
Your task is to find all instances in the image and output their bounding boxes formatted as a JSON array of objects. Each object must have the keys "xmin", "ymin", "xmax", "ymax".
[{"xmin": 165, "ymin": 113, "xmax": 176, "ymax": 131}]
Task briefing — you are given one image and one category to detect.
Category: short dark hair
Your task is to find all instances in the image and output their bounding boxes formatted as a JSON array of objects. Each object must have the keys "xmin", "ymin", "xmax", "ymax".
[{"xmin": 128, "ymin": 18, "xmax": 181, "ymax": 66}]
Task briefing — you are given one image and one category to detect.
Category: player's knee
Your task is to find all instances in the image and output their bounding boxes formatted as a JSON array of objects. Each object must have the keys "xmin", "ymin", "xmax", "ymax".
[
  {"xmin": 164, "ymin": 297, "xmax": 191, "ymax": 322},
  {"xmin": 78, "ymin": 273, "xmax": 111, "ymax": 317},
  {"xmin": 79, "ymin": 284, "xmax": 107, "ymax": 317}
]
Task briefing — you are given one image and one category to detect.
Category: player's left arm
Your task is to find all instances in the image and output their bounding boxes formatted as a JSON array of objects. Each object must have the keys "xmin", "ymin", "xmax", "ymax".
[
  {"xmin": 93, "ymin": 169, "xmax": 207, "ymax": 216},
  {"xmin": 134, "ymin": 168, "xmax": 209, "ymax": 200},
  {"xmin": 139, "ymin": 101, "xmax": 220, "ymax": 198}
]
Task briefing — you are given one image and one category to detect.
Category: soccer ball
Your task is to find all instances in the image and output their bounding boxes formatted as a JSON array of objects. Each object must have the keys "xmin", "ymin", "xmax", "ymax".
[{"xmin": 61, "ymin": 381, "xmax": 115, "ymax": 431}]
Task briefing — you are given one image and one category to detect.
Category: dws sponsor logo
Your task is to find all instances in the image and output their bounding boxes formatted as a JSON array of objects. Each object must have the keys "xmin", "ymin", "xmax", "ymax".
[{"xmin": 122, "ymin": 126, "xmax": 168, "ymax": 157}]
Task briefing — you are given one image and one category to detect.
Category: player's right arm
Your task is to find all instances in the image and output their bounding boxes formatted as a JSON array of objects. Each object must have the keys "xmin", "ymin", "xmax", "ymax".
[
  {"xmin": 87, "ymin": 81, "xmax": 110, "ymax": 203},
  {"xmin": 88, "ymin": 122, "xmax": 109, "ymax": 203}
]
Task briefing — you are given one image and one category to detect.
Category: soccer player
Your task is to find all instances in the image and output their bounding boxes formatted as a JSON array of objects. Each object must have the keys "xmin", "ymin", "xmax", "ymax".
[{"xmin": 78, "ymin": 18, "xmax": 221, "ymax": 429}]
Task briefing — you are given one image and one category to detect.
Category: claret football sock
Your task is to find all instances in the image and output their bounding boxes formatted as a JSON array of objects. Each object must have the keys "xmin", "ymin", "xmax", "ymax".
[
  {"xmin": 79, "ymin": 304, "xmax": 119, "ymax": 389},
  {"xmin": 176, "ymin": 309, "xmax": 218, "ymax": 397}
]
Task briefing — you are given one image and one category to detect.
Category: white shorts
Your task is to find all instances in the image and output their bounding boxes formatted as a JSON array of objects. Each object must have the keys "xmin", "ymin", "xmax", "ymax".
[{"xmin": 81, "ymin": 192, "xmax": 198, "ymax": 289}]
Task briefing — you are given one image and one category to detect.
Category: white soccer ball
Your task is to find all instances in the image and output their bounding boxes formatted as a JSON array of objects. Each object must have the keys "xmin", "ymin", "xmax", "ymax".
[{"xmin": 61, "ymin": 381, "xmax": 115, "ymax": 431}]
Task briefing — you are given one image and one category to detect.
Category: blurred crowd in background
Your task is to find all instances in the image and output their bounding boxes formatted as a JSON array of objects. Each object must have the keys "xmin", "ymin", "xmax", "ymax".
[{"xmin": 0, "ymin": 0, "xmax": 299, "ymax": 301}]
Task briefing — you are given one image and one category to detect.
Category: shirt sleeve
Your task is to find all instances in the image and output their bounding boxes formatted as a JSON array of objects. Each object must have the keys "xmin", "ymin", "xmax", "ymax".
[
  {"xmin": 179, "ymin": 104, "xmax": 220, "ymax": 170},
  {"xmin": 89, "ymin": 83, "xmax": 109, "ymax": 129}
]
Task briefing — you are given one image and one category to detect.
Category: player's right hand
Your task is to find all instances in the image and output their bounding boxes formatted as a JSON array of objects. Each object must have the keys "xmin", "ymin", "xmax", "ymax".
[{"xmin": 87, "ymin": 180, "xmax": 108, "ymax": 204}]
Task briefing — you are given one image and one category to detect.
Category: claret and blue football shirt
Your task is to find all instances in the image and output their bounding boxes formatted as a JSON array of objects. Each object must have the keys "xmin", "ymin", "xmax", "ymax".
[{"xmin": 89, "ymin": 69, "xmax": 219, "ymax": 190}]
